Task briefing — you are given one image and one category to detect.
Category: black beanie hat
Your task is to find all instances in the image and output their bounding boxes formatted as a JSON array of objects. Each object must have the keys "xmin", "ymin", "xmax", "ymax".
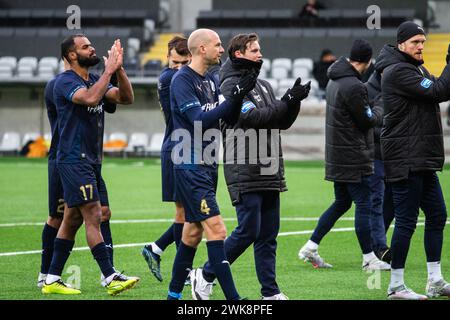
[
  {"xmin": 397, "ymin": 21, "xmax": 426, "ymax": 43},
  {"xmin": 349, "ymin": 39, "xmax": 373, "ymax": 63}
]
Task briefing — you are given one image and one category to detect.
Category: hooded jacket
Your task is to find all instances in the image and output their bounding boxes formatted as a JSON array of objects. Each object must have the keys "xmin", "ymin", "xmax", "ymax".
[
  {"xmin": 376, "ymin": 45, "xmax": 450, "ymax": 182},
  {"xmin": 219, "ymin": 57, "xmax": 300, "ymax": 205},
  {"xmin": 325, "ymin": 57, "xmax": 383, "ymax": 183}
]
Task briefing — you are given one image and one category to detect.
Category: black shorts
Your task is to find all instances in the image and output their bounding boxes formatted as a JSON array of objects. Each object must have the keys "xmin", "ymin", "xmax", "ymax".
[
  {"xmin": 48, "ymin": 160, "xmax": 64, "ymax": 218},
  {"xmin": 174, "ymin": 168, "xmax": 220, "ymax": 223},
  {"xmin": 58, "ymin": 162, "xmax": 109, "ymax": 208}
]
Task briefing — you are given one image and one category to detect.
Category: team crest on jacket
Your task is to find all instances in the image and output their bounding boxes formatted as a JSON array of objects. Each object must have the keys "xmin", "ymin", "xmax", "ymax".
[
  {"xmin": 241, "ymin": 101, "xmax": 256, "ymax": 113},
  {"xmin": 420, "ymin": 78, "xmax": 433, "ymax": 89}
]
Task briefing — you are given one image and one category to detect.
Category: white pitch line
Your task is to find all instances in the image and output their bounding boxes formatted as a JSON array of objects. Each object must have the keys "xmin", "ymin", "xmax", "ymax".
[
  {"xmin": 0, "ymin": 217, "xmax": 330, "ymax": 228},
  {"xmin": 2, "ymin": 221, "xmax": 447, "ymax": 257},
  {"xmin": 0, "ymin": 216, "xmax": 433, "ymax": 228}
]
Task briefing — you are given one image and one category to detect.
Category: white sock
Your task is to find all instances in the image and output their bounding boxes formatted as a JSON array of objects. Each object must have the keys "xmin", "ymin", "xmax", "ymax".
[
  {"xmin": 45, "ymin": 274, "xmax": 61, "ymax": 285},
  {"xmin": 38, "ymin": 273, "xmax": 47, "ymax": 281},
  {"xmin": 150, "ymin": 242, "xmax": 163, "ymax": 256},
  {"xmin": 363, "ymin": 251, "xmax": 377, "ymax": 263},
  {"xmin": 305, "ymin": 240, "xmax": 319, "ymax": 251},
  {"xmin": 105, "ymin": 272, "xmax": 118, "ymax": 285},
  {"xmin": 390, "ymin": 268, "xmax": 405, "ymax": 289},
  {"xmin": 427, "ymin": 261, "xmax": 443, "ymax": 283}
]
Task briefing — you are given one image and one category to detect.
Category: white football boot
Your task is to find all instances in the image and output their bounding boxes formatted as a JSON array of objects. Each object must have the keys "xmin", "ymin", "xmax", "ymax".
[
  {"xmin": 298, "ymin": 245, "xmax": 332, "ymax": 268},
  {"xmin": 190, "ymin": 268, "xmax": 214, "ymax": 300},
  {"xmin": 387, "ymin": 284, "xmax": 427, "ymax": 300}
]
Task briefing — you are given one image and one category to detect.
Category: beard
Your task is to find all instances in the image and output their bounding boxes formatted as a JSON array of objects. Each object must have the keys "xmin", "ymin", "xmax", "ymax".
[{"xmin": 77, "ymin": 54, "xmax": 101, "ymax": 68}]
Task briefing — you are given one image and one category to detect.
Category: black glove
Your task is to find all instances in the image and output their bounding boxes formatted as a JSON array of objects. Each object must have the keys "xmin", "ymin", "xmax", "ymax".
[
  {"xmin": 231, "ymin": 69, "xmax": 258, "ymax": 101},
  {"xmin": 446, "ymin": 44, "xmax": 450, "ymax": 64},
  {"xmin": 281, "ymin": 78, "xmax": 311, "ymax": 106}
]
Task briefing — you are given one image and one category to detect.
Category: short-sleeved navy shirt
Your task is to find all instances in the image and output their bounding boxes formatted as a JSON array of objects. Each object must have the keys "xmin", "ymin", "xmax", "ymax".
[
  {"xmin": 44, "ymin": 75, "xmax": 61, "ymax": 161},
  {"xmin": 170, "ymin": 65, "xmax": 221, "ymax": 170},
  {"xmin": 53, "ymin": 70, "xmax": 113, "ymax": 164},
  {"xmin": 158, "ymin": 67, "xmax": 178, "ymax": 152}
]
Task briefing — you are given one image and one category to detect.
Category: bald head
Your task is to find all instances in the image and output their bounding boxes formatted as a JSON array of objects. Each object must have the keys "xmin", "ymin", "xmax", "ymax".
[{"xmin": 188, "ymin": 29, "xmax": 219, "ymax": 55}]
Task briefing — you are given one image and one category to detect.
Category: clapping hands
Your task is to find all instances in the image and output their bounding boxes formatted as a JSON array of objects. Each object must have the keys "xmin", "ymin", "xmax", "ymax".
[{"xmin": 104, "ymin": 39, "xmax": 123, "ymax": 74}]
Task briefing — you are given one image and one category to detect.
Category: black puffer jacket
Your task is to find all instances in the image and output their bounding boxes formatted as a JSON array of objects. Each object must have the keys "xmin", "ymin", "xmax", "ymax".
[
  {"xmin": 219, "ymin": 58, "xmax": 300, "ymax": 205},
  {"xmin": 377, "ymin": 45, "xmax": 450, "ymax": 182},
  {"xmin": 325, "ymin": 57, "xmax": 383, "ymax": 182},
  {"xmin": 365, "ymin": 70, "xmax": 383, "ymax": 160}
]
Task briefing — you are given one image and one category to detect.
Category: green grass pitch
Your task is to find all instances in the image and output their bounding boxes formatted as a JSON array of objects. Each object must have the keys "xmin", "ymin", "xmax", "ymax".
[{"xmin": 0, "ymin": 157, "xmax": 449, "ymax": 300}]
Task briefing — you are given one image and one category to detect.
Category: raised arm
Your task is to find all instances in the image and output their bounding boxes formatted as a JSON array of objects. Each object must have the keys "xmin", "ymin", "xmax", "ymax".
[{"xmin": 71, "ymin": 41, "xmax": 122, "ymax": 106}]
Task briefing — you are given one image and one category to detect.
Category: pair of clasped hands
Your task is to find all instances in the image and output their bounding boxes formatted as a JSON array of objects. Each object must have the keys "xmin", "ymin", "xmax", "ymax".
[{"xmin": 103, "ymin": 39, "xmax": 124, "ymax": 74}]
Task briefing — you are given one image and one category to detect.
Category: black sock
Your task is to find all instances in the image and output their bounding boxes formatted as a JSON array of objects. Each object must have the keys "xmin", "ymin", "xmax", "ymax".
[
  {"xmin": 91, "ymin": 242, "xmax": 116, "ymax": 279},
  {"xmin": 155, "ymin": 224, "xmax": 175, "ymax": 252},
  {"xmin": 100, "ymin": 221, "xmax": 114, "ymax": 266},
  {"xmin": 168, "ymin": 241, "xmax": 196, "ymax": 295},
  {"xmin": 40, "ymin": 223, "xmax": 58, "ymax": 274},
  {"xmin": 207, "ymin": 240, "xmax": 240, "ymax": 300},
  {"xmin": 173, "ymin": 223, "xmax": 184, "ymax": 249},
  {"xmin": 47, "ymin": 238, "xmax": 75, "ymax": 277}
]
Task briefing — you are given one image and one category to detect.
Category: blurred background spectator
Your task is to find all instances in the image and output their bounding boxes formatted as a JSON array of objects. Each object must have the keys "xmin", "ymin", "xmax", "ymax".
[
  {"xmin": 298, "ymin": 0, "xmax": 325, "ymax": 18},
  {"xmin": 313, "ymin": 49, "xmax": 336, "ymax": 98}
]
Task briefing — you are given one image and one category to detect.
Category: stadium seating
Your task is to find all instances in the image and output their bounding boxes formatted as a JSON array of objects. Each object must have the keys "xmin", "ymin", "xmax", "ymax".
[
  {"xmin": 143, "ymin": 60, "xmax": 162, "ymax": 77},
  {"xmin": 271, "ymin": 58, "xmax": 292, "ymax": 80},
  {"xmin": 261, "ymin": 58, "xmax": 271, "ymax": 72},
  {"xmin": 0, "ymin": 0, "xmax": 157, "ymax": 61},
  {"xmin": 0, "ymin": 132, "xmax": 21, "ymax": 154},
  {"xmin": 18, "ymin": 57, "xmax": 38, "ymax": 69},
  {"xmin": 0, "ymin": 53, "xmax": 153, "ymax": 79},
  {"xmin": 0, "ymin": 56, "xmax": 17, "ymax": 69},
  {"xmin": 197, "ymin": 8, "xmax": 416, "ymax": 29},
  {"xmin": 0, "ymin": 7, "xmax": 158, "ymax": 28},
  {"xmin": 17, "ymin": 65, "xmax": 34, "ymax": 78},
  {"xmin": 125, "ymin": 132, "xmax": 149, "ymax": 156},
  {"xmin": 146, "ymin": 133, "xmax": 164, "ymax": 157},
  {"xmin": 39, "ymin": 57, "xmax": 59, "ymax": 71},
  {"xmin": 0, "ymin": 65, "xmax": 13, "ymax": 78},
  {"xmin": 107, "ymin": 132, "xmax": 127, "ymax": 143},
  {"xmin": 215, "ymin": 27, "xmax": 397, "ymax": 61},
  {"xmin": 22, "ymin": 132, "xmax": 40, "ymax": 146},
  {"xmin": 292, "ymin": 59, "xmax": 313, "ymax": 79}
]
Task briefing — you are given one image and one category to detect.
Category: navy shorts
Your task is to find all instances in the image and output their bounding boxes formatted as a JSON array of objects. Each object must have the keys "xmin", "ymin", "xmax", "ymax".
[
  {"xmin": 58, "ymin": 162, "xmax": 109, "ymax": 208},
  {"xmin": 161, "ymin": 151, "xmax": 176, "ymax": 202},
  {"xmin": 48, "ymin": 160, "xmax": 64, "ymax": 218},
  {"xmin": 174, "ymin": 168, "xmax": 220, "ymax": 223}
]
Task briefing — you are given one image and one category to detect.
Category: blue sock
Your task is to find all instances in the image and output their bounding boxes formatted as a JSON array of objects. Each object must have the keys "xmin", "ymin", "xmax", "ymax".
[
  {"xmin": 47, "ymin": 238, "xmax": 75, "ymax": 277},
  {"xmin": 207, "ymin": 240, "xmax": 240, "ymax": 300},
  {"xmin": 168, "ymin": 241, "xmax": 196, "ymax": 295},
  {"xmin": 173, "ymin": 223, "xmax": 184, "ymax": 249},
  {"xmin": 41, "ymin": 223, "xmax": 58, "ymax": 274},
  {"xmin": 155, "ymin": 224, "xmax": 175, "ymax": 252},
  {"xmin": 100, "ymin": 221, "xmax": 114, "ymax": 266},
  {"xmin": 167, "ymin": 291, "xmax": 182, "ymax": 300},
  {"xmin": 91, "ymin": 242, "xmax": 116, "ymax": 278}
]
